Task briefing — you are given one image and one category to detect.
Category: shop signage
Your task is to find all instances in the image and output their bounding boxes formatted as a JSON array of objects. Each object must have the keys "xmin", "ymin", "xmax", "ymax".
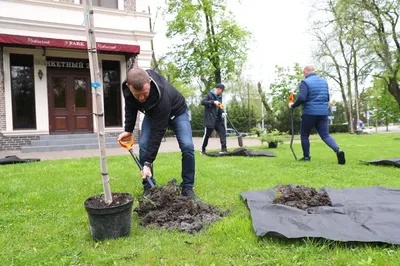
[
  {"xmin": 34, "ymin": 57, "xmax": 90, "ymax": 69},
  {"xmin": 0, "ymin": 34, "xmax": 140, "ymax": 53}
]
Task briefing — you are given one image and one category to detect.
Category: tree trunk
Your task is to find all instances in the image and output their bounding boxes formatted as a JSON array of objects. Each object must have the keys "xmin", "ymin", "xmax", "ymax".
[
  {"xmin": 353, "ymin": 49, "xmax": 360, "ymax": 128},
  {"xmin": 388, "ymin": 78, "xmax": 400, "ymax": 109},
  {"xmin": 83, "ymin": 0, "xmax": 112, "ymax": 204},
  {"xmin": 148, "ymin": 6, "xmax": 160, "ymax": 73},
  {"xmin": 345, "ymin": 67, "xmax": 354, "ymax": 133}
]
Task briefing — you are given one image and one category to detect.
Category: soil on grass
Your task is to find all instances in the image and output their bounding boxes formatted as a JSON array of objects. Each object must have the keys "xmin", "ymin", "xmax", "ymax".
[
  {"xmin": 134, "ymin": 179, "xmax": 230, "ymax": 233},
  {"xmin": 273, "ymin": 185, "xmax": 332, "ymax": 212},
  {"xmin": 205, "ymin": 147, "xmax": 276, "ymax": 157},
  {"xmin": 84, "ymin": 193, "xmax": 133, "ymax": 209}
]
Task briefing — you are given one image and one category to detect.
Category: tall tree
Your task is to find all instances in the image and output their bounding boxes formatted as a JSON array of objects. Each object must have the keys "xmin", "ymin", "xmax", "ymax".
[
  {"xmin": 352, "ymin": 0, "xmax": 400, "ymax": 107},
  {"xmin": 164, "ymin": 0, "xmax": 250, "ymax": 94},
  {"xmin": 310, "ymin": 0, "xmax": 375, "ymax": 133}
]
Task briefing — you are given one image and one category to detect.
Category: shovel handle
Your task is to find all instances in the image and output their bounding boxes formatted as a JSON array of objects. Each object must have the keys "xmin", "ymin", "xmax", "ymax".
[
  {"xmin": 119, "ymin": 135, "xmax": 134, "ymax": 150},
  {"xmin": 119, "ymin": 136, "xmax": 155, "ymax": 188}
]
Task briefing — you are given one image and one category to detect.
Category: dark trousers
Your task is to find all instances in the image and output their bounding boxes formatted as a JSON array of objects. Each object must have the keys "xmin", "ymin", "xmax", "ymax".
[
  {"xmin": 300, "ymin": 114, "xmax": 339, "ymax": 158},
  {"xmin": 201, "ymin": 121, "xmax": 227, "ymax": 151},
  {"xmin": 140, "ymin": 110, "xmax": 195, "ymax": 189}
]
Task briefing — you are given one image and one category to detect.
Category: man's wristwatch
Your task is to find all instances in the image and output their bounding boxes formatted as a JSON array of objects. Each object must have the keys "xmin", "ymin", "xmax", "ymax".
[{"xmin": 144, "ymin": 162, "xmax": 152, "ymax": 167}]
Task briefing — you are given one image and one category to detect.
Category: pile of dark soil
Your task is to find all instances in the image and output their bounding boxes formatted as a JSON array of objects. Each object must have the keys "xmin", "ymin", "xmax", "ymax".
[
  {"xmin": 273, "ymin": 185, "xmax": 332, "ymax": 211},
  {"xmin": 134, "ymin": 179, "xmax": 229, "ymax": 233}
]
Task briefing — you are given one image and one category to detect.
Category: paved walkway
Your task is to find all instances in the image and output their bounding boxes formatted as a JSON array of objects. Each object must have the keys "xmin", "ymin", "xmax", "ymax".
[{"xmin": 0, "ymin": 137, "xmax": 262, "ymax": 161}]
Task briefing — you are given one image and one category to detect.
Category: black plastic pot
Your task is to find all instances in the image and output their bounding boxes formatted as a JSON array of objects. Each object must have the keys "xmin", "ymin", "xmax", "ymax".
[
  {"xmin": 84, "ymin": 193, "xmax": 134, "ymax": 241},
  {"xmin": 268, "ymin": 142, "xmax": 278, "ymax": 148}
]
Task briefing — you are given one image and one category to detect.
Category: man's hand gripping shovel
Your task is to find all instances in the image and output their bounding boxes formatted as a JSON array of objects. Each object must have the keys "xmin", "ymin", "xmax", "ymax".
[{"xmin": 118, "ymin": 136, "xmax": 155, "ymax": 188}]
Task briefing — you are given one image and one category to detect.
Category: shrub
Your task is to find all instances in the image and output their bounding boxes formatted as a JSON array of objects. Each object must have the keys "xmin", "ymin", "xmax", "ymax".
[
  {"xmin": 260, "ymin": 129, "xmax": 284, "ymax": 144},
  {"xmin": 251, "ymin": 127, "xmax": 261, "ymax": 137}
]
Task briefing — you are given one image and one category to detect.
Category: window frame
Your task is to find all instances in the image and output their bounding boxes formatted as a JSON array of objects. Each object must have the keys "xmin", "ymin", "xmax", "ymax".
[
  {"xmin": 77, "ymin": 0, "xmax": 122, "ymax": 10},
  {"xmin": 9, "ymin": 53, "xmax": 37, "ymax": 130},
  {"xmin": 102, "ymin": 60, "xmax": 122, "ymax": 128}
]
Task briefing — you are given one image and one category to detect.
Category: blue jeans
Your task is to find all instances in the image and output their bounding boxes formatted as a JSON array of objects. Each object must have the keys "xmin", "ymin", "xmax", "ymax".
[
  {"xmin": 300, "ymin": 114, "xmax": 339, "ymax": 158},
  {"xmin": 139, "ymin": 109, "xmax": 195, "ymax": 189}
]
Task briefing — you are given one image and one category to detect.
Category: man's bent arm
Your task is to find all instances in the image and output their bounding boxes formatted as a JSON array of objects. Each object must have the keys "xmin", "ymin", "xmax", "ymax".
[{"xmin": 291, "ymin": 81, "xmax": 308, "ymax": 108}]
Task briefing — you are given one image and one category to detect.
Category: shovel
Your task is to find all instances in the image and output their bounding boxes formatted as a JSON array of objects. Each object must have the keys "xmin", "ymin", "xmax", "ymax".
[
  {"xmin": 289, "ymin": 93, "xmax": 297, "ymax": 161},
  {"xmin": 217, "ymin": 103, "xmax": 243, "ymax": 147},
  {"xmin": 118, "ymin": 135, "xmax": 155, "ymax": 187}
]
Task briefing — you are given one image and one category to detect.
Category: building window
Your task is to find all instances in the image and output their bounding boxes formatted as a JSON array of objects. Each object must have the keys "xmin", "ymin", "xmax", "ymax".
[
  {"xmin": 80, "ymin": 0, "xmax": 118, "ymax": 9},
  {"xmin": 102, "ymin": 60, "xmax": 121, "ymax": 127},
  {"xmin": 10, "ymin": 54, "xmax": 36, "ymax": 130}
]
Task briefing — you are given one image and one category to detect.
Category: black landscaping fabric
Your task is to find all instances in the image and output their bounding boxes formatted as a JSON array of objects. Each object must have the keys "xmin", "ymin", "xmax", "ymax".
[
  {"xmin": 204, "ymin": 148, "xmax": 276, "ymax": 157},
  {"xmin": 241, "ymin": 185, "xmax": 400, "ymax": 244},
  {"xmin": 0, "ymin": 155, "xmax": 40, "ymax": 165},
  {"xmin": 362, "ymin": 158, "xmax": 400, "ymax": 168}
]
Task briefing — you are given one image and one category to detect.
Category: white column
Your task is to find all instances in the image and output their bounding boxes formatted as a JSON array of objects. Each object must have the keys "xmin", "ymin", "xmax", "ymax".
[
  {"xmin": 34, "ymin": 53, "xmax": 50, "ymax": 132},
  {"xmin": 2, "ymin": 50, "xmax": 12, "ymax": 132}
]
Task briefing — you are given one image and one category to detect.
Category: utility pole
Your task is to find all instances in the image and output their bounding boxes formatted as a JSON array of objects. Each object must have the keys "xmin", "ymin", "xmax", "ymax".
[
  {"xmin": 248, "ymin": 83, "xmax": 250, "ymax": 132},
  {"xmin": 83, "ymin": 0, "xmax": 112, "ymax": 204}
]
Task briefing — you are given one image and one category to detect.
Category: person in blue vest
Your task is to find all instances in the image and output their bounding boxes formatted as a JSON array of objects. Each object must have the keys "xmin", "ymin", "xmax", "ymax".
[
  {"xmin": 288, "ymin": 66, "xmax": 346, "ymax": 164},
  {"xmin": 200, "ymin": 83, "xmax": 227, "ymax": 154}
]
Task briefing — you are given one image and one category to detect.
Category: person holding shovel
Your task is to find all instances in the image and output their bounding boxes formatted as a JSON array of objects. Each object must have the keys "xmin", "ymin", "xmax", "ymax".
[
  {"xmin": 200, "ymin": 83, "xmax": 228, "ymax": 154},
  {"xmin": 118, "ymin": 67, "xmax": 196, "ymax": 199},
  {"xmin": 288, "ymin": 66, "xmax": 346, "ymax": 165}
]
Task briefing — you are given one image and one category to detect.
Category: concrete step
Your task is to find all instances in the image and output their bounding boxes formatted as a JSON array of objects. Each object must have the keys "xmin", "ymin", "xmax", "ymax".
[
  {"xmin": 29, "ymin": 136, "xmax": 118, "ymax": 146},
  {"xmin": 39, "ymin": 133, "xmax": 99, "ymax": 140},
  {"xmin": 21, "ymin": 142, "xmax": 121, "ymax": 153}
]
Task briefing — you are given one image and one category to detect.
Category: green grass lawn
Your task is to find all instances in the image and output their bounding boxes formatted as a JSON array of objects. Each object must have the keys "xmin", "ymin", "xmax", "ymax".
[{"xmin": 1, "ymin": 133, "xmax": 400, "ymax": 266}]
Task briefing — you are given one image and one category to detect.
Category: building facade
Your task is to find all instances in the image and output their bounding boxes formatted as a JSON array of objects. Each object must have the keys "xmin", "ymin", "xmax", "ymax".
[{"xmin": 0, "ymin": 0, "xmax": 154, "ymax": 150}]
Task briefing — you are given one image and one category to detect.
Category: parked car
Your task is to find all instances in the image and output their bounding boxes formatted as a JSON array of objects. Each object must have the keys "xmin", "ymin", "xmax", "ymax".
[{"xmin": 226, "ymin": 128, "xmax": 247, "ymax": 137}]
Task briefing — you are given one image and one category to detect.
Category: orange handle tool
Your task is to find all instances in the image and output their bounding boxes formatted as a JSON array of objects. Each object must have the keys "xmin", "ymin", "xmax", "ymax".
[
  {"xmin": 119, "ymin": 135, "xmax": 134, "ymax": 150},
  {"xmin": 118, "ymin": 136, "xmax": 155, "ymax": 187},
  {"xmin": 289, "ymin": 93, "xmax": 295, "ymax": 104}
]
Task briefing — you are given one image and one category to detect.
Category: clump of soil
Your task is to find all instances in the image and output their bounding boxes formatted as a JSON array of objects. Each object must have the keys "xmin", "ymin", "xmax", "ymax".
[
  {"xmin": 134, "ymin": 179, "xmax": 229, "ymax": 233},
  {"xmin": 273, "ymin": 185, "xmax": 332, "ymax": 211},
  {"xmin": 84, "ymin": 193, "xmax": 133, "ymax": 208}
]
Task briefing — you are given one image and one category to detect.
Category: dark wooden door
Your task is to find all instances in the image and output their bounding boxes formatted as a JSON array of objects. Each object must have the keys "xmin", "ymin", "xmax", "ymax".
[{"xmin": 48, "ymin": 70, "xmax": 93, "ymax": 134}]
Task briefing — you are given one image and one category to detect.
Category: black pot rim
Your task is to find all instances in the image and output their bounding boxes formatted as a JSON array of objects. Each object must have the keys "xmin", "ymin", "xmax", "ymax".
[{"xmin": 84, "ymin": 192, "xmax": 134, "ymax": 215}]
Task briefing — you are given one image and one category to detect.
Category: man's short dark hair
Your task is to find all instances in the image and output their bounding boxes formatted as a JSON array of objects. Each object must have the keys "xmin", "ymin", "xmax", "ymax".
[
  {"xmin": 216, "ymin": 83, "xmax": 225, "ymax": 90},
  {"xmin": 126, "ymin": 68, "xmax": 149, "ymax": 91}
]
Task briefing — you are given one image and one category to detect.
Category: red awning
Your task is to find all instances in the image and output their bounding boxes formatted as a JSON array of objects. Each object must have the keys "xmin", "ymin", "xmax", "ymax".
[{"xmin": 0, "ymin": 33, "xmax": 140, "ymax": 54}]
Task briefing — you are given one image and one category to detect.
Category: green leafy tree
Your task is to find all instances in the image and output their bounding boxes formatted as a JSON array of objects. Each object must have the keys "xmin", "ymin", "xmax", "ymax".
[
  {"xmin": 188, "ymin": 103, "xmax": 204, "ymax": 130},
  {"xmin": 367, "ymin": 77, "xmax": 400, "ymax": 131},
  {"xmin": 155, "ymin": 57, "xmax": 196, "ymax": 99},
  {"xmin": 330, "ymin": 102, "xmax": 347, "ymax": 124},
  {"xmin": 164, "ymin": 0, "xmax": 251, "ymax": 94},
  {"xmin": 225, "ymin": 99, "xmax": 258, "ymax": 133},
  {"xmin": 268, "ymin": 64, "xmax": 304, "ymax": 133}
]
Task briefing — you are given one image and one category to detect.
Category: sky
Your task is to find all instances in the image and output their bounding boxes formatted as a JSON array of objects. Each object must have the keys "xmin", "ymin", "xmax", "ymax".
[{"xmin": 147, "ymin": 0, "xmax": 314, "ymax": 91}]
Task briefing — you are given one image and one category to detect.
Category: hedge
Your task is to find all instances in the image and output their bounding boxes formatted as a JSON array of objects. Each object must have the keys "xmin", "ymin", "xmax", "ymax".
[
  {"xmin": 164, "ymin": 125, "xmax": 347, "ymax": 138},
  {"xmin": 164, "ymin": 129, "xmax": 205, "ymax": 137},
  {"xmin": 329, "ymin": 124, "xmax": 348, "ymax": 133}
]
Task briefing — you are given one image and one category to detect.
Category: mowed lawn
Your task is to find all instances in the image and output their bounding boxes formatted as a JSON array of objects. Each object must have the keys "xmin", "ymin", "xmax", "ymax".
[{"xmin": 1, "ymin": 133, "xmax": 400, "ymax": 265}]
